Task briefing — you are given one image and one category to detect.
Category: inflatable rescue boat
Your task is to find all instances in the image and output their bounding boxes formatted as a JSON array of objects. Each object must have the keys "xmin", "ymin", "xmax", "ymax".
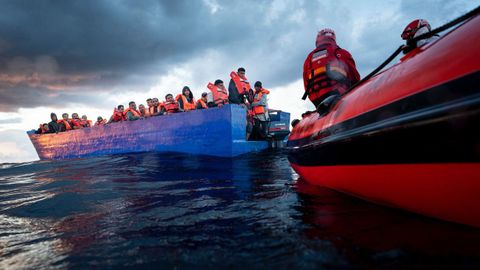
[{"xmin": 287, "ymin": 12, "xmax": 480, "ymax": 227}]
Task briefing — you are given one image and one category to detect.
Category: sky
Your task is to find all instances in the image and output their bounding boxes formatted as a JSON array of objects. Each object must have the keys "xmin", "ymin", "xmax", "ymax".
[{"xmin": 0, "ymin": 0, "xmax": 477, "ymax": 163}]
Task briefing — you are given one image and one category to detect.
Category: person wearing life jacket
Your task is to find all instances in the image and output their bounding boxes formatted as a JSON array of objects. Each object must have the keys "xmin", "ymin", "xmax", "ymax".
[
  {"xmin": 35, "ymin": 123, "xmax": 50, "ymax": 134},
  {"xmin": 95, "ymin": 116, "xmax": 107, "ymax": 126},
  {"xmin": 80, "ymin": 115, "xmax": 92, "ymax": 127},
  {"xmin": 163, "ymin": 94, "xmax": 180, "ymax": 114},
  {"xmin": 146, "ymin": 98, "xmax": 153, "ymax": 112},
  {"xmin": 123, "ymin": 101, "xmax": 142, "ymax": 121},
  {"xmin": 176, "ymin": 86, "xmax": 196, "ymax": 112},
  {"xmin": 149, "ymin": 98, "xmax": 163, "ymax": 116},
  {"xmin": 57, "ymin": 113, "xmax": 73, "ymax": 131},
  {"xmin": 108, "ymin": 105, "xmax": 126, "ymax": 123},
  {"xmin": 251, "ymin": 81, "xmax": 271, "ymax": 139},
  {"xmin": 70, "ymin": 113, "xmax": 84, "ymax": 129},
  {"xmin": 196, "ymin": 92, "xmax": 209, "ymax": 109},
  {"xmin": 228, "ymin": 67, "xmax": 253, "ymax": 105},
  {"xmin": 207, "ymin": 79, "xmax": 229, "ymax": 107},
  {"xmin": 401, "ymin": 19, "xmax": 439, "ymax": 54},
  {"xmin": 138, "ymin": 104, "xmax": 150, "ymax": 118},
  {"xmin": 303, "ymin": 28, "xmax": 360, "ymax": 108},
  {"xmin": 48, "ymin": 113, "xmax": 61, "ymax": 133}
]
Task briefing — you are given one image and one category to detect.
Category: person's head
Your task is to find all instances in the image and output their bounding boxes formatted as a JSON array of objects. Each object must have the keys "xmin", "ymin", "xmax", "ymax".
[
  {"xmin": 117, "ymin": 105, "xmax": 124, "ymax": 112},
  {"xmin": 182, "ymin": 86, "xmax": 193, "ymax": 99},
  {"xmin": 128, "ymin": 101, "xmax": 136, "ymax": 110},
  {"xmin": 237, "ymin": 67, "xmax": 246, "ymax": 78},
  {"xmin": 81, "ymin": 115, "xmax": 87, "ymax": 120},
  {"xmin": 51, "ymin": 113, "xmax": 58, "ymax": 121},
  {"xmin": 214, "ymin": 79, "xmax": 224, "ymax": 88},
  {"xmin": 316, "ymin": 28, "xmax": 336, "ymax": 47},
  {"xmin": 165, "ymin": 94, "xmax": 174, "ymax": 102},
  {"xmin": 62, "ymin": 113, "xmax": 69, "ymax": 120},
  {"xmin": 201, "ymin": 92, "xmax": 208, "ymax": 101},
  {"xmin": 72, "ymin": 113, "xmax": 79, "ymax": 119},
  {"xmin": 139, "ymin": 104, "xmax": 146, "ymax": 111},
  {"xmin": 153, "ymin": 97, "xmax": 159, "ymax": 106},
  {"xmin": 401, "ymin": 19, "xmax": 431, "ymax": 41},
  {"xmin": 291, "ymin": 119, "xmax": 300, "ymax": 128},
  {"xmin": 254, "ymin": 81, "xmax": 262, "ymax": 91},
  {"xmin": 97, "ymin": 116, "xmax": 103, "ymax": 122},
  {"xmin": 42, "ymin": 123, "xmax": 49, "ymax": 130},
  {"xmin": 146, "ymin": 98, "xmax": 153, "ymax": 107}
]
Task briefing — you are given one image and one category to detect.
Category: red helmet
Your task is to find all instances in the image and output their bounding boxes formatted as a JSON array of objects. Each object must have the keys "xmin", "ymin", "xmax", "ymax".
[
  {"xmin": 316, "ymin": 28, "xmax": 336, "ymax": 47},
  {"xmin": 401, "ymin": 19, "xmax": 431, "ymax": 40}
]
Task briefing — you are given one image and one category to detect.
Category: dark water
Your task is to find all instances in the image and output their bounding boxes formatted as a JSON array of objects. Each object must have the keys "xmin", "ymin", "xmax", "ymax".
[{"xmin": 1, "ymin": 151, "xmax": 480, "ymax": 269}]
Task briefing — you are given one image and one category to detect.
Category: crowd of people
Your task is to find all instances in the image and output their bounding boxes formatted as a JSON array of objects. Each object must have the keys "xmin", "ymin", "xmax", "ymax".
[{"xmin": 35, "ymin": 67, "xmax": 272, "ymax": 140}]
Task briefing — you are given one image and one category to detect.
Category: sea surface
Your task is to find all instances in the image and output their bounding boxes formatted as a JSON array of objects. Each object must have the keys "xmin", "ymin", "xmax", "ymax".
[{"xmin": 1, "ymin": 150, "xmax": 479, "ymax": 269}]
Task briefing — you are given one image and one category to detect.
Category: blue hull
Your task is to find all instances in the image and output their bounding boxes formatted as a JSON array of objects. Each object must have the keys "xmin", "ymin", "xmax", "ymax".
[{"xmin": 27, "ymin": 105, "xmax": 270, "ymax": 160}]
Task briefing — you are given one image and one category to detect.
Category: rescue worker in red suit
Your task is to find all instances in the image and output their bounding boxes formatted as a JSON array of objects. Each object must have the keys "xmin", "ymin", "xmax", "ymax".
[
  {"xmin": 401, "ymin": 19, "xmax": 439, "ymax": 54},
  {"xmin": 303, "ymin": 28, "xmax": 360, "ymax": 108}
]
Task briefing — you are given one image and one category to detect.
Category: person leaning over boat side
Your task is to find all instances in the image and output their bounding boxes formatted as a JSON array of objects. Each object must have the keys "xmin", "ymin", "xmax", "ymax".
[
  {"xmin": 196, "ymin": 92, "xmax": 209, "ymax": 109},
  {"xmin": 149, "ymin": 98, "xmax": 163, "ymax": 116},
  {"xmin": 176, "ymin": 86, "xmax": 196, "ymax": 112},
  {"xmin": 108, "ymin": 105, "xmax": 126, "ymax": 123},
  {"xmin": 303, "ymin": 28, "xmax": 360, "ymax": 108},
  {"xmin": 48, "ymin": 113, "xmax": 61, "ymax": 133},
  {"xmin": 251, "ymin": 81, "xmax": 271, "ymax": 139},
  {"xmin": 207, "ymin": 79, "xmax": 229, "ymax": 107},
  {"xmin": 146, "ymin": 98, "xmax": 153, "ymax": 112},
  {"xmin": 81, "ymin": 115, "xmax": 92, "ymax": 127},
  {"xmin": 163, "ymin": 94, "xmax": 180, "ymax": 114},
  {"xmin": 124, "ymin": 101, "xmax": 142, "ymax": 121},
  {"xmin": 228, "ymin": 67, "xmax": 253, "ymax": 105},
  {"xmin": 401, "ymin": 19, "xmax": 439, "ymax": 54},
  {"xmin": 57, "ymin": 113, "xmax": 73, "ymax": 131},
  {"xmin": 138, "ymin": 104, "xmax": 150, "ymax": 118},
  {"xmin": 95, "ymin": 116, "xmax": 107, "ymax": 126},
  {"xmin": 71, "ymin": 113, "xmax": 84, "ymax": 129}
]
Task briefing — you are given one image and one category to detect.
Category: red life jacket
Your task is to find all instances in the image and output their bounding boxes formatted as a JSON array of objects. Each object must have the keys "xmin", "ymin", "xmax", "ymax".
[
  {"xmin": 123, "ymin": 108, "xmax": 141, "ymax": 118},
  {"xmin": 111, "ymin": 108, "xmax": 125, "ymax": 122},
  {"xmin": 207, "ymin": 82, "xmax": 229, "ymax": 105},
  {"xmin": 164, "ymin": 101, "xmax": 179, "ymax": 113},
  {"xmin": 95, "ymin": 119, "xmax": 106, "ymax": 126},
  {"xmin": 57, "ymin": 119, "xmax": 72, "ymax": 130},
  {"xmin": 252, "ymin": 88, "xmax": 270, "ymax": 115},
  {"xmin": 303, "ymin": 43, "xmax": 352, "ymax": 104},
  {"xmin": 175, "ymin": 94, "xmax": 196, "ymax": 111},
  {"xmin": 139, "ymin": 108, "xmax": 150, "ymax": 117},
  {"xmin": 197, "ymin": 99, "xmax": 208, "ymax": 109},
  {"xmin": 230, "ymin": 71, "xmax": 251, "ymax": 96}
]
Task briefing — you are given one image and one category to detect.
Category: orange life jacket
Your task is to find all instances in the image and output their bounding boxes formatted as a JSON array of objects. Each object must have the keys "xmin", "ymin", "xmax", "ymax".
[
  {"xmin": 252, "ymin": 88, "xmax": 270, "ymax": 115},
  {"xmin": 148, "ymin": 104, "xmax": 163, "ymax": 115},
  {"xmin": 164, "ymin": 101, "xmax": 179, "ymax": 113},
  {"xmin": 230, "ymin": 71, "xmax": 251, "ymax": 96},
  {"xmin": 123, "ymin": 108, "xmax": 141, "ymax": 118},
  {"xmin": 175, "ymin": 94, "xmax": 196, "ymax": 111},
  {"xmin": 95, "ymin": 119, "xmax": 106, "ymax": 126},
  {"xmin": 139, "ymin": 108, "xmax": 150, "ymax": 117},
  {"xmin": 111, "ymin": 108, "xmax": 125, "ymax": 122},
  {"xmin": 57, "ymin": 119, "xmax": 72, "ymax": 130},
  {"xmin": 197, "ymin": 99, "xmax": 208, "ymax": 109},
  {"xmin": 207, "ymin": 82, "xmax": 229, "ymax": 105}
]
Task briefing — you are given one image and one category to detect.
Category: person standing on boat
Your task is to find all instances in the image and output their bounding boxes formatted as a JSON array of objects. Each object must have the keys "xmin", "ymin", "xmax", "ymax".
[
  {"xmin": 58, "ymin": 113, "xmax": 73, "ymax": 131},
  {"xmin": 303, "ymin": 28, "xmax": 360, "ymax": 108},
  {"xmin": 48, "ymin": 113, "xmax": 61, "ymax": 133},
  {"xmin": 207, "ymin": 79, "xmax": 229, "ymax": 107},
  {"xmin": 401, "ymin": 19, "xmax": 439, "ymax": 53},
  {"xmin": 228, "ymin": 67, "xmax": 253, "ymax": 105},
  {"xmin": 108, "ymin": 105, "xmax": 126, "ymax": 123},
  {"xmin": 124, "ymin": 101, "xmax": 142, "ymax": 121},
  {"xmin": 251, "ymin": 81, "xmax": 270, "ymax": 139},
  {"xmin": 176, "ymin": 86, "xmax": 196, "ymax": 112}
]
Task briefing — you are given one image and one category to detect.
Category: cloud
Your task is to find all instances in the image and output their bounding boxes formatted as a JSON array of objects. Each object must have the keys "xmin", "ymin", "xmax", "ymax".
[
  {"xmin": 0, "ymin": 117, "xmax": 21, "ymax": 124},
  {"xmin": 0, "ymin": 129, "xmax": 39, "ymax": 163}
]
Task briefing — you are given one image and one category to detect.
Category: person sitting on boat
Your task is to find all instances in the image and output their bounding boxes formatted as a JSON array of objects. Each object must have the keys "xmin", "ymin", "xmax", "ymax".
[
  {"xmin": 401, "ymin": 19, "xmax": 439, "ymax": 54},
  {"xmin": 57, "ymin": 113, "xmax": 73, "ymax": 131},
  {"xmin": 228, "ymin": 67, "xmax": 253, "ymax": 105},
  {"xmin": 35, "ymin": 123, "xmax": 49, "ymax": 134},
  {"xmin": 48, "ymin": 113, "xmax": 61, "ymax": 133},
  {"xmin": 108, "ymin": 105, "xmax": 126, "ymax": 123},
  {"xmin": 123, "ymin": 101, "xmax": 142, "ymax": 121},
  {"xmin": 207, "ymin": 79, "xmax": 229, "ymax": 107},
  {"xmin": 70, "ymin": 113, "xmax": 84, "ymax": 129},
  {"xmin": 163, "ymin": 94, "xmax": 180, "ymax": 114},
  {"xmin": 95, "ymin": 116, "xmax": 107, "ymax": 126},
  {"xmin": 303, "ymin": 28, "xmax": 360, "ymax": 108},
  {"xmin": 81, "ymin": 115, "xmax": 92, "ymax": 127},
  {"xmin": 196, "ymin": 92, "xmax": 209, "ymax": 109},
  {"xmin": 251, "ymin": 81, "xmax": 271, "ymax": 139},
  {"xmin": 176, "ymin": 86, "xmax": 196, "ymax": 112},
  {"xmin": 138, "ymin": 104, "xmax": 150, "ymax": 118},
  {"xmin": 149, "ymin": 98, "xmax": 163, "ymax": 116}
]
